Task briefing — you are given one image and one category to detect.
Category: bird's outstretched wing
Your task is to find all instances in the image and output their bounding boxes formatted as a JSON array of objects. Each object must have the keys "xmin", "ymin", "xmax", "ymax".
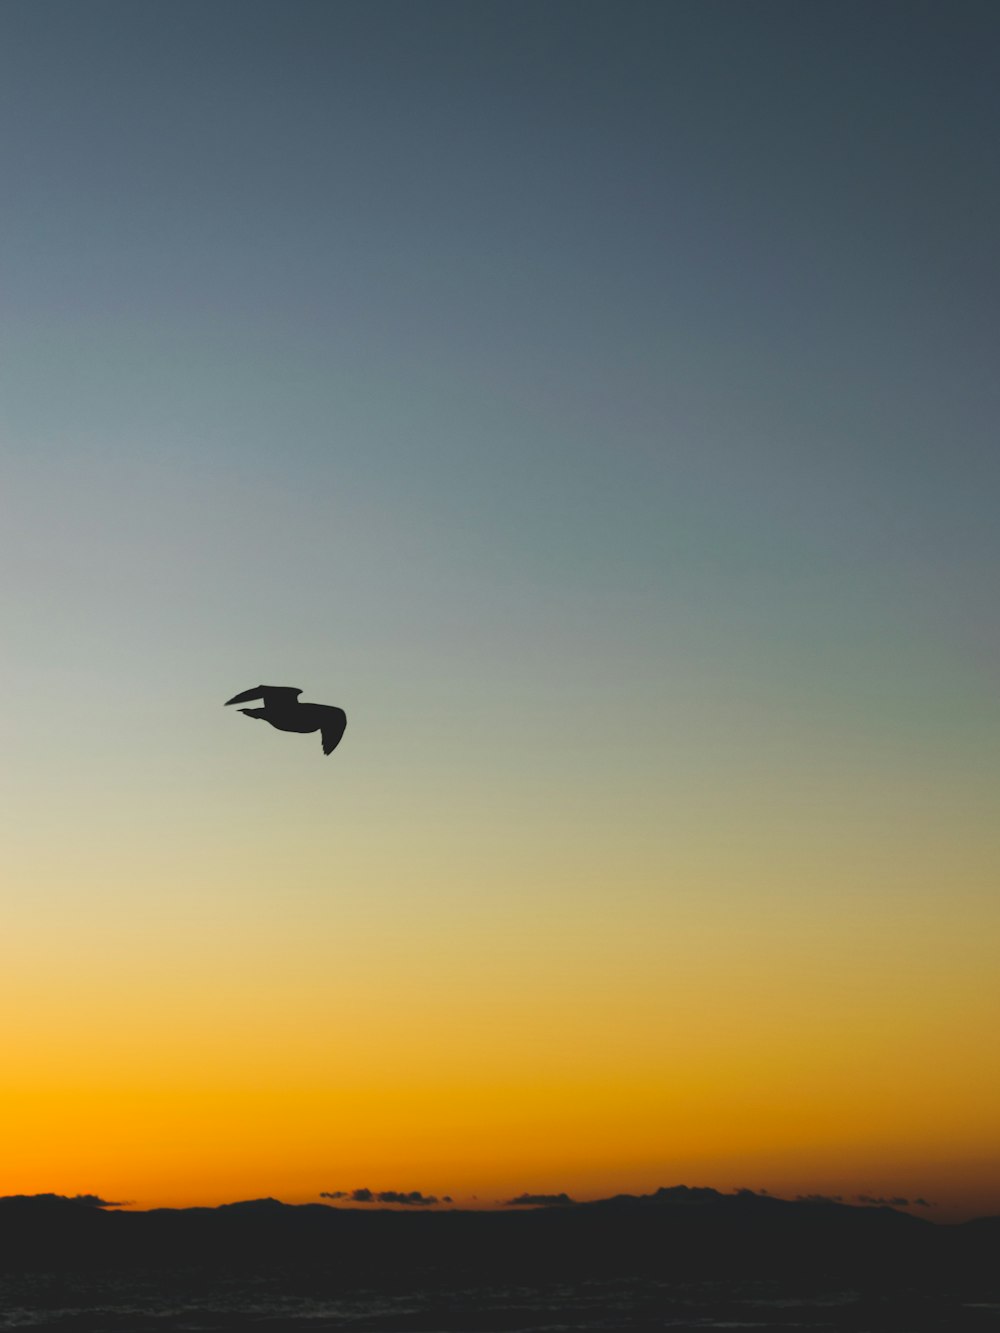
[
  {"xmin": 225, "ymin": 685, "xmax": 302, "ymax": 706},
  {"xmin": 319, "ymin": 707, "xmax": 347, "ymax": 756}
]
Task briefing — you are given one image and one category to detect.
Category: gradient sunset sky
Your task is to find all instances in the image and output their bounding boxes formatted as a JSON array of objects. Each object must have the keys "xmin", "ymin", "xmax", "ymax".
[{"xmin": 2, "ymin": 1, "xmax": 998, "ymax": 1221}]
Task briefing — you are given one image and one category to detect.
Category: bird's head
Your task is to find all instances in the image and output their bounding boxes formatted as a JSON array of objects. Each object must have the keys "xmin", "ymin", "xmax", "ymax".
[
  {"xmin": 225, "ymin": 685, "xmax": 303, "ymax": 706},
  {"xmin": 225, "ymin": 686, "xmax": 266, "ymax": 706}
]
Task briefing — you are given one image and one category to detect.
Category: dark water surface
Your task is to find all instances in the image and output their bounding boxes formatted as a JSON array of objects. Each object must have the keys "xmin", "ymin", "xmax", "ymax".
[{"xmin": 2, "ymin": 1273, "xmax": 999, "ymax": 1333}]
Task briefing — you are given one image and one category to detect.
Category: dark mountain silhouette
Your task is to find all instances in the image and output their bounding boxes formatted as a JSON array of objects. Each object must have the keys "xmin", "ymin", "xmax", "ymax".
[
  {"xmin": 1, "ymin": 1186, "xmax": 997, "ymax": 1291},
  {"xmin": 225, "ymin": 685, "xmax": 346, "ymax": 755}
]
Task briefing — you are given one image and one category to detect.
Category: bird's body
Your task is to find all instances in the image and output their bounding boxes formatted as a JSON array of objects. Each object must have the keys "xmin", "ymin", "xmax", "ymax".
[{"xmin": 225, "ymin": 685, "xmax": 346, "ymax": 755}]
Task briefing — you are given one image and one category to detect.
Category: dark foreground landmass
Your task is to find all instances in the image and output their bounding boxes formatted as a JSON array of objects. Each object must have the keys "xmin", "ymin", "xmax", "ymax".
[{"xmin": 1, "ymin": 1187, "xmax": 998, "ymax": 1330}]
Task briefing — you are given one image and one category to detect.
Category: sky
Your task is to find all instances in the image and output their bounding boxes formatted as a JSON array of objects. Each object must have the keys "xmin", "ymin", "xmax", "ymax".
[{"xmin": 1, "ymin": 0, "xmax": 998, "ymax": 1221}]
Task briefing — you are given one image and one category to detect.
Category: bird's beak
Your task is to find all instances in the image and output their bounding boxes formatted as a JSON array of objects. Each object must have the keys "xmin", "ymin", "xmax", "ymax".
[{"xmin": 225, "ymin": 686, "xmax": 265, "ymax": 706}]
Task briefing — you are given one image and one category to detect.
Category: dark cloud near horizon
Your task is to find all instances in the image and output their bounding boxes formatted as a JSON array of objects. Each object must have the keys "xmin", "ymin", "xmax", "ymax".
[
  {"xmin": 317, "ymin": 1183, "xmax": 937, "ymax": 1213},
  {"xmin": 376, "ymin": 1191, "xmax": 441, "ymax": 1207},
  {"xmin": 320, "ymin": 1188, "xmax": 443, "ymax": 1206},
  {"xmin": 0, "ymin": 1193, "xmax": 124, "ymax": 1208},
  {"xmin": 503, "ymin": 1192, "xmax": 576, "ymax": 1208}
]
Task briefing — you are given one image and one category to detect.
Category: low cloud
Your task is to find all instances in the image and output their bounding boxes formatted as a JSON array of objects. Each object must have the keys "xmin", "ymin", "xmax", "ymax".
[
  {"xmin": 797, "ymin": 1193, "xmax": 843, "ymax": 1204},
  {"xmin": 375, "ymin": 1191, "xmax": 441, "ymax": 1207},
  {"xmin": 503, "ymin": 1192, "xmax": 576, "ymax": 1208},
  {"xmin": 0, "ymin": 1193, "xmax": 124, "ymax": 1208},
  {"xmin": 320, "ymin": 1188, "xmax": 443, "ymax": 1207}
]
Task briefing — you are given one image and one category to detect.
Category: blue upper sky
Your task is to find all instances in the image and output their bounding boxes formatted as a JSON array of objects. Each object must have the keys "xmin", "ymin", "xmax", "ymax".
[{"xmin": 3, "ymin": 0, "xmax": 998, "ymax": 838}]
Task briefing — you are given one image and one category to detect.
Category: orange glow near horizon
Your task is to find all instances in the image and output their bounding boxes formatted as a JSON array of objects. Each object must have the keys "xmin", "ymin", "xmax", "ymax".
[{"xmin": 4, "ymin": 798, "xmax": 998, "ymax": 1221}]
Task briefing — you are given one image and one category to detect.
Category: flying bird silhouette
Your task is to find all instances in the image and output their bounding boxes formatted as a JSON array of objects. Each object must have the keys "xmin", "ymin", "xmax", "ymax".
[{"xmin": 225, "ymin": 685, "xmax": 347, "ymax": 756}]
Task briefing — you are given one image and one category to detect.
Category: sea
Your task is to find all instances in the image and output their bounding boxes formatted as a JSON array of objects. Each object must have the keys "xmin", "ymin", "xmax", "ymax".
[{"xmin": 1, "ymin": 1273, "xmax": 998, "ymax": 1332}]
